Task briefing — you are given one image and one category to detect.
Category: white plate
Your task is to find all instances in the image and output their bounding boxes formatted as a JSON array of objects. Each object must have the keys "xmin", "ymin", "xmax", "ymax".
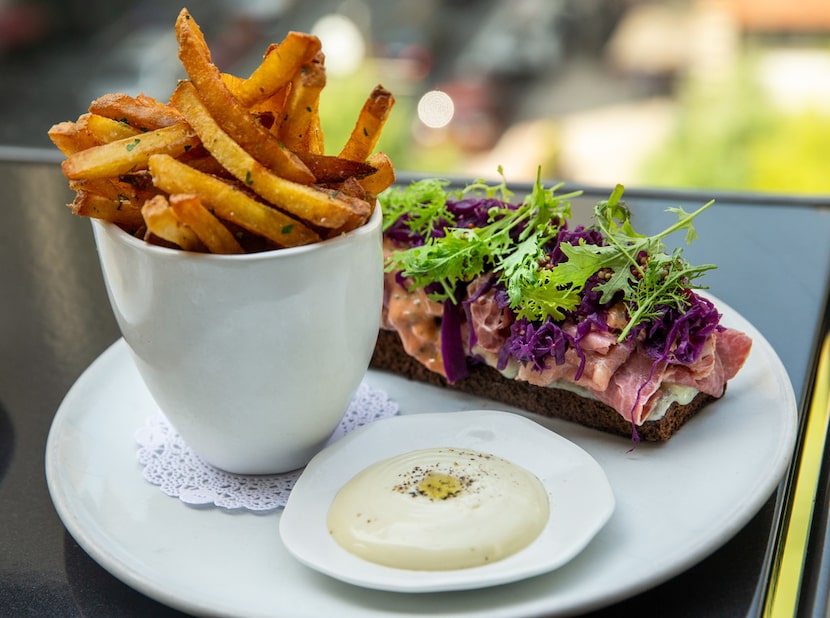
[
  {"xmin": 45, "ymin": 296, "xmax": 797, "ymax": 617},
  {"xmin": 280, "ymin": 410, "xmax": 615, "ymax": 593}
]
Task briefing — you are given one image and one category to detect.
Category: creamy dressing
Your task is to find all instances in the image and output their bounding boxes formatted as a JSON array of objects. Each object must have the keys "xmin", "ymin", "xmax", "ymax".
[
  {"xmin": 326, "ymin": 447, "xmax": 550, "ymax": 571},
  {"xmin": 383, "ymin": 272, "xmax": 445, "ymax": 375},
  {"xmin": 646, "ymin": 383, "xmax": 699, "ymax": 421},
  {"xmin": 522, "ymin": 377, "xmax": 697, "ymax": 423}
]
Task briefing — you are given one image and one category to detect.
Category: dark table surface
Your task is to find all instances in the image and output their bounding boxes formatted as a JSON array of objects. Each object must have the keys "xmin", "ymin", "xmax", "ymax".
[{"xmin": 1, "ymin": 150, "xmax": 829, "ymax": 617}]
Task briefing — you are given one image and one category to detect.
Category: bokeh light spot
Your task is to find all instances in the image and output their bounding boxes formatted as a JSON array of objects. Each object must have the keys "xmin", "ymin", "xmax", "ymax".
[{"xmin": 417, "ymin": 90, "xmax": 455, "ymax": 129}]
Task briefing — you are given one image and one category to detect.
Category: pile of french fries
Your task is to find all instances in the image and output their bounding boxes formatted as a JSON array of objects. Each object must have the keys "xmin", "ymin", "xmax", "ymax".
[{"xmin": 48, "ymin": 8, "xmax": 396, "ymax": 253}]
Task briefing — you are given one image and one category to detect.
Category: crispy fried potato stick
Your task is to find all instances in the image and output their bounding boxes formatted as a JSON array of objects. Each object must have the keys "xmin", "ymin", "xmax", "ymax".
[
  {"xmin": 50, "ymin": 8, "xmax": 397, "ymax": 253},
  {"xmin": 85, "ymin": 114, "xmax": 141, "ymax": 143},
  {"xmin": 141, "ymin": 195, "xmax": 205, "ymax": 251},
  {"xmin": 323, "ymin": 190, "xmax": 373, "ymax": 235},
  {"xmin": 278, "ymin": 51, "xmax": 326, "ymax": 153},
  {"xmin": 61, "ymin": 123, "xmax": 200, "ymax": 180},
  {"xmin": 255, "ymin": 85, "xmax": 291, "ymax": 128},
  {"xmin": 69, "ymin": 190, "xmax": 145, "ymax": 228},
  {"xmin": 222, "ymin": 69, "xmax": 289, "ymax": 121},
  {"xmin": 171, "ymin": 80, "xmax": 362, "ymax": 229},
  {"xmin": 175, "ymin": 8, "xmax": 314, "ymax": 184},
  {"xmin": 168, "ymin": 193, "xmax": 244, "ymax": 254},
  {"xmin": 338, "ymin": 85, "xmax": 395, "ymax": 162},
  {"xmin": 358, "ymin": 152, "xmax": 396, "ymax": 196},
  {"xmin": 292, "ymin": 150, "xmax": 376, "ymax": 184},
  {"xmin": 179, "ymin": 153, "xmax": 232, "ymax": 177},
  {"xmin": 148, "ymin": 154, "xmax": 321, "ymax": 247},
  {"xmin": 88, "ymin": 93, "xmax": 184, "ymax": 131},
  {"xmin": 49, "ymin": 114, "xmax": 142, "ymax": 155},
  {"xmin": 117, "ymin": 170, "xmax": 157, "ymax": 193},
  {"xmin": 48, "ymin": 114, "xmax": 99, "ymax": 155},
  {"xmin": 69, "ymin": 176, "xmax": 159, "ymax": 206},
  {"xmin": 236, "ymin": 33, "xmax": 321, "ymax": 107}
]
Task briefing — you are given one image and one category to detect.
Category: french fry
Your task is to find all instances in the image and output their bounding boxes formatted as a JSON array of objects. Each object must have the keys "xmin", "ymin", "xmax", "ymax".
[
  {"xmin": 220, "ymin": 72, "xmax": 247, "ymax": 97},
  {"xmin": 326, "ymin": 190, "xmax": 372, "ymax": 234},
  {"xmin": 148, "ymin": 154, "xmax": 321, "ymax": 247},
  {"xmin": 171, "ymin": 80, "xmax": 364, "ymax": 229},
  {"xmin": 168, "ymin": 194, "xmax": 244, "ymax": 254},
  {"xmin": 85, "ymin": 114, "xmax": 141, "ymax": 143},
  {"xmin": 219, "ymin": 79, "xmax": 280, "ymax": 134},
  {"xmin": 117, "ymin": 170, "xmax": 157, "ymax": 193},
  {"xmin": 48, "ymin": 114, "xmax": 98, "ymax": 155},
  {"xmin": 235, "ymin": 33, "xmax": 321, "ymax": 107},
  {"xmin": 49, "ymin": 113, "xmax": 142, "ymax": 155},
  {"xmin": 358, "ymin": 152, "xmax": 396, "ymax": 195},
  {"xmin": 89, "ymin": 92, "xmax": 184, "ymax": 131},
  {"xmin": 278, "ymin": 51, "xmax": 326, "ymax": 153},
  {"xmin": 50, "ymin": 9, "xmax": 397, "ymax": 254},
  {"xmin": 180, "ymin": 153, "xmax": 233, "ymax": 178},
  {"xmin": 293, "ymin": 151, "xmax": 376, "ymax": 184},
  {"xmin": 61, "ymin": 123, "xmax": 200, "ymax": 180},
  {"xmin": 338, "ymin": 85, "xmax": 395, "ymax": 162},
  {"xmin": 175, "ymin": 8, "xmax": 314, "ymax": 184},
  {"xmin": 222, "ymin": 69, "xmax": 289, "ymax": 121},
  {"xmin": 69, "ymin": 190, "xmax": 145, "ymax": 228},
  {"xmin": 332, "ymin": 176, "xmax": 367, "ymax": 200},
  {"xmin": 141, "ymin": 194, "xmax": 205, "ymax": 251},
  {"xmin": 69, "ymin": 176, "xmax": 159, "ymax": 206},
  {"xmin": 255, "ymin": 86, "xmax": 291, "ymax": 129}
]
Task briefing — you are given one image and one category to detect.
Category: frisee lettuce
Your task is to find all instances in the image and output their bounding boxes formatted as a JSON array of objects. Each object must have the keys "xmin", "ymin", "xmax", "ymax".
[
  {"xmin": 548, "ymin": 185, "xmax": 717, "ymax": 340},
  {"xmin": 381, "ymin": 171, "xmax": 716, "ymax": 341},
  {"xmin": 380, "ymin": 177, "xmax": 455, "ymax": 235}
]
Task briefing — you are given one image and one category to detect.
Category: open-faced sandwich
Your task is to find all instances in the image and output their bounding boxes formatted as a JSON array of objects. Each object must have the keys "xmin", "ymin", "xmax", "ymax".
[{"xmin": 371, "ymin": 173, "xmax": 752, "ymax": 442}]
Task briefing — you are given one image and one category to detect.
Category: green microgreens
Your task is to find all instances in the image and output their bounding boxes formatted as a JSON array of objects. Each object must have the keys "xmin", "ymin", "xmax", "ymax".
[
  {"xmin": 384, "ymin": 168, "xmax": 578, "ymax": 305},
  {"xmin": 381, "ymin": 172, "xmax": 716, "ymax": 339},
  {"xmin": 380, "ymin": 177, "xmax": 455, "ymax": 235},
  {"xmin": 552, "ymin": 186, "xmax": 716, "ymax": 339}
]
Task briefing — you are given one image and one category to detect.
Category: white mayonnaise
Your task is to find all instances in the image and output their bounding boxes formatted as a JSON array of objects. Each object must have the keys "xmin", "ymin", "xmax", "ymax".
[{"xmin": 326, "ymin": 447, "xmax": 549, "ymax": 570}]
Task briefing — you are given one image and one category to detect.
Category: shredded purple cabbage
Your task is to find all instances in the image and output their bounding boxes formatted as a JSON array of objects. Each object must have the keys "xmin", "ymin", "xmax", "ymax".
[
  {"xmin": 439, "ymin": 197, "xmax": 507, "ymax": 236},
  {"xmin": 384, "ymin": 217, "xmax": 425, "ymax": 246},
  {"xmin": 640, "ymin": 291, "xmax": 723, "ymax": 365},
  {"xmin": 499, "ymin": 317, "xmax": 586, "ymax": 380},
  {"xmin": 440, "ymin": 300, "xmax": 468, "ymax": 383}
]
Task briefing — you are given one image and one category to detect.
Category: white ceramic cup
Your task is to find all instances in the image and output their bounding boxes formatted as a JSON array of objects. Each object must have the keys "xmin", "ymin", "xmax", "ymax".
[{"xmin": 92, "ymin": 206, "xmax": 383, "ymax": 474}]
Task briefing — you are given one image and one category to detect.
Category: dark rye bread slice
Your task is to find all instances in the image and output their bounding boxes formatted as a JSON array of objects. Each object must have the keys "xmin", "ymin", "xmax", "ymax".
[{"xmin": 370, "ymin": 329, "xmax": 720, "ymax": 442}]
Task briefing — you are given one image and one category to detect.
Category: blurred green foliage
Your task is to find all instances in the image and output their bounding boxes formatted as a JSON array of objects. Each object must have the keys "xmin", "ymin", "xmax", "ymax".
[{"xmin": 639, "ymin": 52, "xmax": 830, "ymax": 195}]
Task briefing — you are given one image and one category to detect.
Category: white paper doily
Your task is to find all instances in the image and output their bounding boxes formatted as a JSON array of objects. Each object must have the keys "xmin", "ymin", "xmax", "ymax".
[{"xmin": 135, "ymin": 381, "xmax": 399, "ymax": 512}]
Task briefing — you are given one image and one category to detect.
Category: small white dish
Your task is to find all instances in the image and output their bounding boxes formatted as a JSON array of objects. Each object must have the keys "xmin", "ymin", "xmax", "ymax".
[{"xmin": 279, "ymin": 410, "xmax": 615, "ymax": 593}]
